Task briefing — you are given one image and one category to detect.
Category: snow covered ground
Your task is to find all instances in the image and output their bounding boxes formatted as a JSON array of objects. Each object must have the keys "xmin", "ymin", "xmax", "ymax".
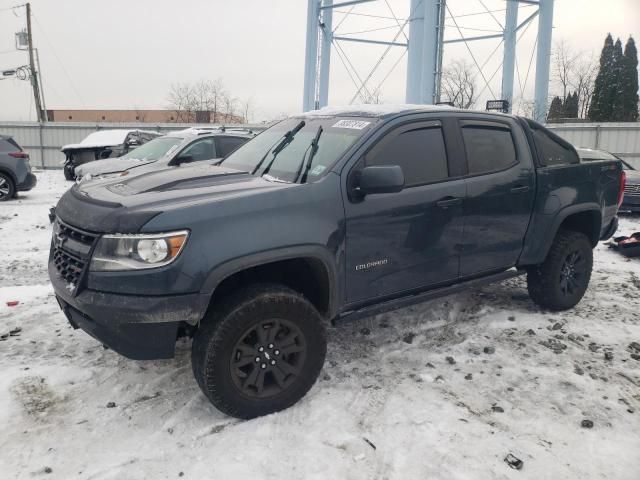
[{"xmin": 1, "ymin": 170, "xmax": 639, "ymax": 479}]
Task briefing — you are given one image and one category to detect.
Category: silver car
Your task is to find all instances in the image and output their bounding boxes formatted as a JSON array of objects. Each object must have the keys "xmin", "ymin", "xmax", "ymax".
[{"xmin": 76, "ymin": 127, "xmax": 256, "ymax": 182}]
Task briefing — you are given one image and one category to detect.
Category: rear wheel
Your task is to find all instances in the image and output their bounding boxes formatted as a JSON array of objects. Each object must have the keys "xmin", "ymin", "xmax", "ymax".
[
  {"xmin": 527, "ymin": 229, "xmax": 593, "ymax": 311},
  {"xmin": 0, "ymin": 173, "xmax": 16, "ymax": 201},
  {"xmin": 191, "ymin": 284, "xmax": 327, "ymax": 419}
]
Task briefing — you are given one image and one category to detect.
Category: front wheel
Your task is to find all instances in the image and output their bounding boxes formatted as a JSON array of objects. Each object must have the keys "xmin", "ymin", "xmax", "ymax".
[
  {"xmin": 191, "ymin": 284, "xmax": 327, "ymax": 419},
  {"xmin": 527, "ymin": 229, "xmax": 593, "ymax": 311}
]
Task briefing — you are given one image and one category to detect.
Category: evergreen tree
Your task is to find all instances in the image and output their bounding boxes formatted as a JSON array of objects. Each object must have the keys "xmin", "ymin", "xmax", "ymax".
[
  {"xmin": 564, "ymin": 92, "xmax": 579, "ymax": 118},
  {"xmin": 547, "ymin": 96, "xmax": 564, "ymax": 121},
  {"xmin": 589, "ymin": 34, "xmax": 615, "ymax": 121},
  {"xmin": 621, "ymin": 37, "xmax": 639, "ymax": 121},
  {"xmin": 611, "ymin": 38, "xmax": 626, "ymax": 120}
]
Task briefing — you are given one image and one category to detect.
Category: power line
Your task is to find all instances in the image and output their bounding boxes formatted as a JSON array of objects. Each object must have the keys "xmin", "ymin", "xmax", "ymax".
[
  {"xmin": 0, "ymin": 3, "xmax": 25, "ymax": 13},
  {"xmin": 31, "ymin": 13, "xmax": 85, "ymax": 106}
]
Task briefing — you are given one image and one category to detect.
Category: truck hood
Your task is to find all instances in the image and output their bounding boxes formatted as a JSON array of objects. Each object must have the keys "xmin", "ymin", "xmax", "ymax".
[
  {"xmin": 75, "ymin": 156, "xmax": 159, "ymax": 178},
  {"xmin": 55, "ymin": 163, "xmax": 292, "ymax": 233}
]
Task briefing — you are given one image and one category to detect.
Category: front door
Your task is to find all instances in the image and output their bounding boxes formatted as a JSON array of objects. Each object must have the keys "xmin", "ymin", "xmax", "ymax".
[{"xmin": 344, "ymin": 120, "xmax": 466, "ymax": 304}]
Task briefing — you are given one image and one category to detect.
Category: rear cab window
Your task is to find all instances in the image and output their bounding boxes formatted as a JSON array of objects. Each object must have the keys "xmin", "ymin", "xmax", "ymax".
[{"xmin": 525, "ymin": 120, "xmax": 579, "ymax": 167}]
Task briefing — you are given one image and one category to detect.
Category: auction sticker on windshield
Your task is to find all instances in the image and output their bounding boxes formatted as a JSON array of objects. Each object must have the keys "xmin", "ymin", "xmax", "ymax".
[{"xmin": 332, "ymin": 120, "xmax": 371, "ymax": 130}]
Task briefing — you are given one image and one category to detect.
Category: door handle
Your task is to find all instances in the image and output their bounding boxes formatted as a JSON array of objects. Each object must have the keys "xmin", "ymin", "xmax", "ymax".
[
  {"xmin": 436, "ymin": 197, "xmax": 462, "ymax": 209},
  {"xmin": 510, "ymin": 185, "xmax": 530, "ymax": 194}
]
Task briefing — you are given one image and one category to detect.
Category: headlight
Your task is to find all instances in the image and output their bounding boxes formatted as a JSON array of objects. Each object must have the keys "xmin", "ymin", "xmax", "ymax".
[{"xmin": 90, "ymin": 230, "xmax": 189, "ymax": 271}]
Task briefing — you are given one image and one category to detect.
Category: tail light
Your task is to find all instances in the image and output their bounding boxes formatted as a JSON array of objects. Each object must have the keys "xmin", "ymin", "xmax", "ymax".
[
  {"xmin": 617, "ymin": 170, "xmax": 626, "ymax": 208},
  {"xmin": 8, "ymin": 151, "xmax": 28, "ymax": 159}
]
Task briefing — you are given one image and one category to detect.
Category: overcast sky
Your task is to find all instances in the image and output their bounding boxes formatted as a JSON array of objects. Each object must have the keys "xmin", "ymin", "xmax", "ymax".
[{"xmin": 0, "ymin": 0, "xmax": 638, "ymax": 122}]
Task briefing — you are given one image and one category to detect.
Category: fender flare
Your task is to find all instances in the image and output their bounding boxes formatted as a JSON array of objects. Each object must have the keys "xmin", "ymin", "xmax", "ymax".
[
  {"xmin": 536, "ymin": 203, "xmax": 602, "ymax": 262},
  {"xmin": 199, "ymin": 245, "xmax": 341, "ymax": 317}
]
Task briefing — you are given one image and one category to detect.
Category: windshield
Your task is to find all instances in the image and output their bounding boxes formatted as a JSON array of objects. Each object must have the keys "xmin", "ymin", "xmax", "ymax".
[
  {"xmin": 220, "ymin": 117, "xmax": 375, "ymax": 182},
  {"xmin": 121, "ymin": 137, "xmax": 182, "ymax": 162}
]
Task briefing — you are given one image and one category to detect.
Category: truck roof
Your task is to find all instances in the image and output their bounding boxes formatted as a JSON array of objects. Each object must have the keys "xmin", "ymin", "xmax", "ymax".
[{"xmin": 302, "ymin": 103, "xmax": 461, "ymax": 119}]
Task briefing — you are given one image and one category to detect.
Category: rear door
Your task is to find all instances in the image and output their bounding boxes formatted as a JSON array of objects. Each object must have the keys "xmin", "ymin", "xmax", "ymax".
[
  {"xmin": 458, "ymin": 118, "xmax": 535, "ymax": 276},
  {"xmin": 344, "ymin": 118, "xmax": 466, "ymax": 304}
]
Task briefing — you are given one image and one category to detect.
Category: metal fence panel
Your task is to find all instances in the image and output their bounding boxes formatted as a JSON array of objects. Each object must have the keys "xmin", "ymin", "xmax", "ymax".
[{"xmin": 548, "ymin": 123, "xmax": 640, "ymax": 168}]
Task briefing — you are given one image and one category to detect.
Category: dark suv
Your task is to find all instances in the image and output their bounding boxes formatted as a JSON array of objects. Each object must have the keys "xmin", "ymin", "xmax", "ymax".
[
  {"xmin": 74, "ymin": 128, "xmax": 256, "ymax": 182},
  {"xmin": 0, "ymin": 134, "xmax": 37, "ymax": 201},
  {"xmin": 49, "ymin": 106, "xmax": 623, "ymax": 419}
]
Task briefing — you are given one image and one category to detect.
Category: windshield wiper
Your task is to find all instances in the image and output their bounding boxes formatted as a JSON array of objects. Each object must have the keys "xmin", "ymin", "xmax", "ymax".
[
  {"xmin": 293, "ymin": 126, "xmax": 323, "ymax": 184},
  {"xmin": 253, "ymin": 120, "xmax": 305, "ymax": 176}
]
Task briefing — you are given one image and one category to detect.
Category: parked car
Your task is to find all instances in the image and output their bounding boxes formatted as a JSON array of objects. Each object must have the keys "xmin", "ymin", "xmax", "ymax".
[
  {"xmin": 0, "ymin": 134, "xmax": 37, "ymax": 201},
  {"xmin": 49, "ymin": 105, "xmax": 623, "ymax": 419},
  {"xmin": 74, "ymin": 128, "xmax": 255, "ymax": 182},
  {"xmin": 577, "ymin": 147, "xmax": 639, "ymax": 212},
  {"xmin": 61, "ymin": 129, "xmax": 162, "ymax": 180}
]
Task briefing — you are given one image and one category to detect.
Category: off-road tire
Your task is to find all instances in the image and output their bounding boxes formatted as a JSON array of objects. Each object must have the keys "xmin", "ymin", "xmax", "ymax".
[
  {"xmin": 527, "ymin": 229, "xmax": 593, "ymax": 311},
  {"xmin": 191, "ymin": 284, "xmax": 327, "ymax": 419},
  {"xmin": 0, "ymin": 172, "xmax": 16, "ymax": 201}
]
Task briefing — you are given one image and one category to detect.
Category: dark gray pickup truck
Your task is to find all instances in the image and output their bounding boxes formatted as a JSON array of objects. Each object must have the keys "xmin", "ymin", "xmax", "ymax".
[{"xmin": 48, "ymin": 105, "xmax": 624, "ymax": 418}]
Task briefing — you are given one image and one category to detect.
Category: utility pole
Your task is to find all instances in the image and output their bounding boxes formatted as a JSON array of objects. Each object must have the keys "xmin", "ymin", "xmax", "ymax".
[{"xmin": 26, "ymin": 3, "xmax": 45, "ymax": 122}]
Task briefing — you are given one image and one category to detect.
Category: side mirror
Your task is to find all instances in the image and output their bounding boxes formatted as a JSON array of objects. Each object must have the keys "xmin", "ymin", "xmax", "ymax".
[
  {"xmin": 355, "ymin": 165, "xmax": 404, "ymax": 196},
  {"xmin": 174, "ymin": 154, "xmax": 194, "ymax": 165}
]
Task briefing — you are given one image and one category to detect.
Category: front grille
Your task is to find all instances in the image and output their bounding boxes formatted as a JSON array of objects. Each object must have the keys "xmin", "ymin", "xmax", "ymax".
[
  {"xmin": 52, "ymin": 218, "xmax": 99, "ymax": 292},
  {"xmin": 624, "ymin": 184, "xmax": 640, "ymax": 196}
]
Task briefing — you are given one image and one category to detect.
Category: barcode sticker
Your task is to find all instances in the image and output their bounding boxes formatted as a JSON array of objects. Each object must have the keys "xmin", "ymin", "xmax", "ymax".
[{"xmin": 332, "ymin": 120, "xmax": 371, "ymax": 130}]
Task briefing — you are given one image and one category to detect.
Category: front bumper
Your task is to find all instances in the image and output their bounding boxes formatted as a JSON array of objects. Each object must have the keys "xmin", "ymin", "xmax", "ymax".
[
  {"xmin": 49, "ymin": 260, "xmax": 209, "ymax": 360},
  {"xmin": 17, "ymin": 172, "xmax": 37, "ymax": 192}
]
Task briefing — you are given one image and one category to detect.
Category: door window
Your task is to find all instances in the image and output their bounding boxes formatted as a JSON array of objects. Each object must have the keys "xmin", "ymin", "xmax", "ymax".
[
  {"xmin": 461, "ymin": 126, "xmax": 517, "ymax": 175},
  {"xmin": 179, "ymin": 138, "xmax": 216, "ymax": 162},
  {"xmin": 366, "ymin": 126, "xmax": 449, "ymax": 187},
  {"xmin": 217, "ymin": 136, "xmax": 247, "ymax": 157}
]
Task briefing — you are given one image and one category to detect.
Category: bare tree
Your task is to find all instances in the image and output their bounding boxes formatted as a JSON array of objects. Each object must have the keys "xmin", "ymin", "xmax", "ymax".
[
  {"xmin": 571, "ymin": 56, "xmax": 598, "ymax": 118},
  {"xmin": 441, "ymin": 59, "xmax": 476, "ymax": 109},
  {"xmin": 240, "ymin": 97, "xmax": 254, "ymax": 123},
  {"xmin": 512, "ymin": 96, "xmax": 535, "ymax": 118},
  {"xmin": 552, "ymin": 40, "xmax": 597, "ymax": 118},
  {"xmin": 363, "ymin": 90, "xmax": 383, "ymax": 104},
  {"xmin": 167, "ymin": 79, "xmax": 245, "ymax": 124},
  {"xmin": 167, "ymin": 82, "xmax": 196, "ymax": 122},
  {"xmin": 553, "ymin": 40, "xmax": 579, "ymax": 102}
]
